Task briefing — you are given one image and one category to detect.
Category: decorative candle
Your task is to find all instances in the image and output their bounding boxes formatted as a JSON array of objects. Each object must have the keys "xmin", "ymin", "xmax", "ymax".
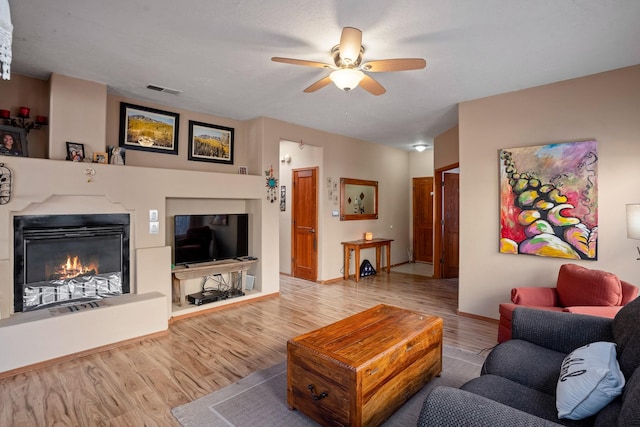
[
  {"xmin": 0, "ymin": 109, "xmax": 10, "ymax": 119},
  {"xmin": 18, "ymin": 107, "xmax": 30, "ymax": 118},
  {"xmin": 365, "ymin": 232, "xmax": 373, "ymax": 241},
  {"xmin": 35, "ymin": 116, "xmax": 48, "ymax": 125}
]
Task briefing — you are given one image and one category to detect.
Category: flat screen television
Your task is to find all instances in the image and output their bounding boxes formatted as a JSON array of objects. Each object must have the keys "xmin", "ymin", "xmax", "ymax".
[{"xmin": 174, "ymin": 214, "xmax": 248, "ymax": 265}]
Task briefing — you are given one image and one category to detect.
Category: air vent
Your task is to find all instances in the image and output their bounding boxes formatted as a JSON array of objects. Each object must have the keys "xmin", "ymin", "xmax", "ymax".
[{"xmin": 146, "ymin": 84, "xmax": 183, "ymax": 95}]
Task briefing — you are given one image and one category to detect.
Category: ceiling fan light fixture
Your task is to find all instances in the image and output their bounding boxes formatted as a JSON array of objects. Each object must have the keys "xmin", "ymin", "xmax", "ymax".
[{"xmin": 330, "ymin": 68, "xmax": 365, "ymax": 91}]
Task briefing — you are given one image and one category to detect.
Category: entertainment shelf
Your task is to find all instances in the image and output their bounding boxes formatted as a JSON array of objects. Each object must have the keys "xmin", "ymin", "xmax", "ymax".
[{"xmin": 171, "ymin": 258, "xmax": 258, "ymax": 308}]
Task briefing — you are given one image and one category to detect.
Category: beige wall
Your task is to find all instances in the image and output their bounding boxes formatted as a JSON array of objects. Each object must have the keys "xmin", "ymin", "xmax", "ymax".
[
  {"xmin": 278, "ymin": 140, "xmax": 323, "ymax": 275},
  {"xmin": 434, "ymin": 125, "xmax": 459, "ymax": 170},
  {"xmin": 458, "ymin": 65, "xmax": 640, "ymax": 319},
  {"xmin": 49, "ymin": 73, "xmax": 107, "ymax": 161},
  {"xmin": 0, "ymin": 73, "xmax": 49, "ymax": 158},
  {"xmin": 261, "ymin": 118, "xmax": 411, "ymax": 281}
]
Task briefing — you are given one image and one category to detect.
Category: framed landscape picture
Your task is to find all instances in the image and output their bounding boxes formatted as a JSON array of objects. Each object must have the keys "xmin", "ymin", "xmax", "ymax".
[
  {"xmin": 188, "ymin": 120, "xmax": 234, "ymax": 164},
  {"xmin": 119, "ymin": 103, "xmax": 179, "ymax": 155}
]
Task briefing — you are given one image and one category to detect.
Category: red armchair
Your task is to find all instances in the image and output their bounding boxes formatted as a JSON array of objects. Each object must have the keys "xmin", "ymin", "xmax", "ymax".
[{"xmin": 498, "ymin": 263, "xmax": 638, "ymax": 343}]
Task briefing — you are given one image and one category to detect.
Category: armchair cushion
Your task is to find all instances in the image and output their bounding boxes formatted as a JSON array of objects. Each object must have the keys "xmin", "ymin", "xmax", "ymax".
[
  {"xmin": 556, "ymin": 264, "xmax": 622, "ymax": 307},
  {"xmin": 511, "ymin": 286, "xmax": 560, "ymax": 306}
]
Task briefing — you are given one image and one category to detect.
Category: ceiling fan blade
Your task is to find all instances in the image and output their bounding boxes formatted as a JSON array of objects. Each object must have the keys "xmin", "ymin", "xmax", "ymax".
[
  {"xmin": 303, "ymin": 76, "xmax": 333, "ymax": 93},
  {"xmin": 271, "ymin": 57, "xmax": 333, "ymax": 69},
  {"xmin": 339, "ymin": 27, "xmax": 362, "ymax": 64},
  {"xmin": 361, "ymin": 58, "xmax": 426, "ymax": 72},
  {"xmin": 359, "ymin": 74, "xmax": 386, "ymax": 96}
]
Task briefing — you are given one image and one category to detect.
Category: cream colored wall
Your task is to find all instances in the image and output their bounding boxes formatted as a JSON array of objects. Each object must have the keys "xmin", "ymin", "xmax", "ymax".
[
  {"xmin": 278, "ymin": 140, "xmax": 323, "ymax": 275},
  {"xmin": 458, "ymin": 65, "xmax": 640, "ymax": 320},
  {"xmin": 0, "ymin": 73, "xmax": 49, "ymax": 158},
  {"xmin": 49, "ymin": 73, "xmax": 106, "ymax": 161},
  {"xmin": 434, "ymin": 125, "xmax": 459, "ymax": 170},
  {"xmin": 260, "ymin": 118, "xmax": 411, "ymax": 281}
]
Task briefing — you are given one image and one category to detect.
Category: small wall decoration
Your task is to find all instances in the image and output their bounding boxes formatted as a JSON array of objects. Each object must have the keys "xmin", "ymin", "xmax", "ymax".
[
  {"xmin": 119, "ymin": 102, "xmax": 179, "ymax": 155},
  {"xmin": 238, "ymin": 166, "xmax": 248, "ymax": 174},
  {"xmin": 66, "ymin": 142, "xmax": 85, "ymax": 162},
  {"xmin": 280, "ymin": 186, "xmax": 286, "ymax": 211},
  {"xmin": 188, "ymin": 120, "xmax": 234, "ymax": 164},
  {"xmin": 108, "ymin": 145, "xmax": 126, "ymax": 165},
  {"xmin": 93, "ymin": 151, "xmax": 108, "ymax": 164},
  {"xmin": 265, "ymin": 165, "xmax": 278, "ymax": 202},
  {"xmin": 499, "ymin": 140, "xmax": 598, "ymax": 260},
  {"xmin": 0, "ymin": 162, "xmax": 12, "ymax": 204},
  {"xmin": 0, "ymin": 125, "xmax": 28, "ymax": 157}
]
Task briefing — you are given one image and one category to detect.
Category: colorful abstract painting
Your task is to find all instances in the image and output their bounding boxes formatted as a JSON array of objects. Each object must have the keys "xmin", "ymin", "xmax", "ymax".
[{"xmin": 499, "ymin": 140, "xmax": 598, "ymax": 260}]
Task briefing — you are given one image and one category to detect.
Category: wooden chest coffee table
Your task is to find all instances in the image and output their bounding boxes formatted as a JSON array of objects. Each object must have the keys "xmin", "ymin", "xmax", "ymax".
[{"xmin": 287, "ymin": 304, "xmax": 443, "ymax": 426}]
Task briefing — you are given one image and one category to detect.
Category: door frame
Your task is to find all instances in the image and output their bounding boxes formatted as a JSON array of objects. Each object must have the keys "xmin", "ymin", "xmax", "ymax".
[{"xmin": 433, "ymin": 162, "xmax": 459, "ymax": 279}]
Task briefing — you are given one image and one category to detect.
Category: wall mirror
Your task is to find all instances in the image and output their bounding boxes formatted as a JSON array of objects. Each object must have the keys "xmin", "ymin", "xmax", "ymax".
[{"xmin": 340, "ymin": 178, "xmax": 378, "ymax": 221}]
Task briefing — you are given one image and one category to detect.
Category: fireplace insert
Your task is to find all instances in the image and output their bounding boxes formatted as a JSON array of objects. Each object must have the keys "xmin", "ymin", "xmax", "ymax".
[{"xmin": 13, "ymin": 214, "xmax": 130, "ymax": 312}]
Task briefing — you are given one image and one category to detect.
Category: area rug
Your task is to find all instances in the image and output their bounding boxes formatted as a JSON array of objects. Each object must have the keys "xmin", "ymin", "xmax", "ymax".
[{"xmin": 171, "ymin": 345, "xmax": 486, "ymax": 427}]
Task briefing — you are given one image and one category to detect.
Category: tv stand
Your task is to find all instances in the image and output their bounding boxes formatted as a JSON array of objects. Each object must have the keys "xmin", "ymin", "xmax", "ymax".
[{"xmin": 172, "ymin": 258, "xmax": 258, "ymax": 307}]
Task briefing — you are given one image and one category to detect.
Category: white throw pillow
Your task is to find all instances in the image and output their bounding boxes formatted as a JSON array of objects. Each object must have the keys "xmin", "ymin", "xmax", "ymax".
[{"xmin": 556, "ymin": 341, "xmax": 625, "ymax": 420}]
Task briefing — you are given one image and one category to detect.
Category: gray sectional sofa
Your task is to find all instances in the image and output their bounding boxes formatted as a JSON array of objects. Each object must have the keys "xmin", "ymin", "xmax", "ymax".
[{"xmin": 418, "ymin": 296, "xmax": 640, "ymax": 426}]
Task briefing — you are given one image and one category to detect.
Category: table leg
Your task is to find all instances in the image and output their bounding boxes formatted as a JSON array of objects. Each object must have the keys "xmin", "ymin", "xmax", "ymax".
[
  {"xmin": 375, "ymin": 247, "xmax": 382, "ymax": 273},
  {"xmin": 344, "ymin": 245, "xmax": 350, "ymax": 280},
  {"xmin": 386, "ymin": 242, "xmax": 391, "ymax": 273},
  {"xmin": 354, "ymin": 247, "xmax": 360, "ymax": 283}
]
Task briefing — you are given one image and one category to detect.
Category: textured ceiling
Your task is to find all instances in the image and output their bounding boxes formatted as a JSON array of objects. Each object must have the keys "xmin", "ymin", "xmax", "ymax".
[{"xmin": 7, "ymin": 0, "xmax": 640, "ymax": 150}]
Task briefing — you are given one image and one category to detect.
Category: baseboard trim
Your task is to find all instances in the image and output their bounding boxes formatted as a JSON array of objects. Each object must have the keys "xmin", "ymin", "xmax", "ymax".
[
  {"xmin": 457, "ymin": 310, "xmax": 499, "ymax": 324},
  {"xmin": 0, "ymin": 330, "xmax": 168, "ymax": 380}
]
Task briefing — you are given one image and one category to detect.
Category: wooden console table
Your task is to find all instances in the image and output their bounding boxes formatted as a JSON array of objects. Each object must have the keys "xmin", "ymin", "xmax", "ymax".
[
  {"xmin": 171, "ymin": 259, "xmax": 258, "ymax": 306},
  {"xmin": 341, "ymin": 238, "xmax": 393, "ymax": 282}
]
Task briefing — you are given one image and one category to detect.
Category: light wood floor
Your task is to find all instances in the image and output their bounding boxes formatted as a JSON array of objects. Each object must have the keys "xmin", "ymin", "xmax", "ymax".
[{"xmin": 0, "ymin": 272, "xmax": 498, "ymax": 426}]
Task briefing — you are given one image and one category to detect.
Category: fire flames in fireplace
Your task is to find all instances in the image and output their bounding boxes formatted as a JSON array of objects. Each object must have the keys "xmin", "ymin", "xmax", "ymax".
[{"xmin": 49, "ymin": 255, "xmax": 99, "ymax": 281}]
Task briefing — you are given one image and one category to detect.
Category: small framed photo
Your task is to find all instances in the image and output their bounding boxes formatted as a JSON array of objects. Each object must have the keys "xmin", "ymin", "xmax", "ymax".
[
  {"xmin": 188, "ymin": 120, "xmax": 234, "ymax": 164},
  {"xmin": 66, "ymin": 142, "xmax": 85, "ymax": 162},
  {"xmin": 238, "ymin": 166, "xmax": 248, "ymax": 175},
  {"xmin": 119, "ymin": 102, "xmax": 179, "ymax": 155},
  {"xmin": 93, "ymin": 151, "xmax": 108, "ymax": 164},
  {"xmin": 0, "ymin": 125, "xmax": 28, "ymax": 157}
]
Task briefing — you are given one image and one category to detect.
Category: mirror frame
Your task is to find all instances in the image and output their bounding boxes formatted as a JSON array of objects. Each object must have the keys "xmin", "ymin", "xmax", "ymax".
[{"xmin": 340, "ymin": 178, "xmax": 379, "ymax": 221}]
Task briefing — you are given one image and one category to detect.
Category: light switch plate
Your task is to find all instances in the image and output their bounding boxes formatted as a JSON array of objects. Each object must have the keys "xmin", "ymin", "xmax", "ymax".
[
  {"xmin": 332, "ymin": 209, "xmax": 339, "ymax": 217},
  {"xmin": 149, "ymin": 221, "xmax": 159, "ymax": 234},
  {"xmin": 149, "ymin": 209, "xmax": 158, "ymax": 222}
]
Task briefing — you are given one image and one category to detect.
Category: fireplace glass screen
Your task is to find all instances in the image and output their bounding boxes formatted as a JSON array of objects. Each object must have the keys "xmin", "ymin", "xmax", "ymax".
[{"xmin": 14, "ymin": 214, "xmax": 130, "ymax": 312}]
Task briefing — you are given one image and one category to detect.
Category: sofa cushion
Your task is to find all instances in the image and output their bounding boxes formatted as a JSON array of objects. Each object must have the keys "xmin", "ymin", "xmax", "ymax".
[
  {"xmin": 461, "ymin": 374, "xmax": 592, "ymax": 426},
  {"xmin": 556, "ymin": 342, "xmax": 624, "ymax": 420},
  {"xmin": 618, "ymin": 368, "xmax": 640, "ymax": 426},
  {"xmin": 556, "ymin": 264, "xmax": 622, "ymax": 307},
  {"xmin": 483, "ymin": 339, "xmax": 565, "ymax": 395},
  {"xmin": 612, "ymin": 296, "xmax": 640, "ymax": 379}
]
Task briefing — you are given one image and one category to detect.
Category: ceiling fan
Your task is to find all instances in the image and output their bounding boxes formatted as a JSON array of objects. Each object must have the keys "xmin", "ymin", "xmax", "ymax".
[{"xmin": 272, "ymin": 27, "xmax": 426, "ymax": 96}]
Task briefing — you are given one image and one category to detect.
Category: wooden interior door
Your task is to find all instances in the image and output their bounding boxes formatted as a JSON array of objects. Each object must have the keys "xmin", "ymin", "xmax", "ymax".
[
  {"xmin": 412, "ymin": 177, "xmax": 434, "ymax": 263},
  {"xmin": 292, "ymin": 168, "xmax": 318, "ymax": 281},
  {"xmin": 442, "ymin": 172, "xmax": 459, "ymax": 278}
]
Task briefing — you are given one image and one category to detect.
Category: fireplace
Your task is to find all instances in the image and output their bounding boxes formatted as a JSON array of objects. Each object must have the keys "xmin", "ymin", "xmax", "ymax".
[{"xmin": 13, "ymin": 214, "xmax": 130, "ymax": 312}]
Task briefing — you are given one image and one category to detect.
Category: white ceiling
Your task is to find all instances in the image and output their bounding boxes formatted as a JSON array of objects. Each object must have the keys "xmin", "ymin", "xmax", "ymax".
[{"xmin": 7, "ymin": 0, "xmax": 640, "ymax": 150}]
